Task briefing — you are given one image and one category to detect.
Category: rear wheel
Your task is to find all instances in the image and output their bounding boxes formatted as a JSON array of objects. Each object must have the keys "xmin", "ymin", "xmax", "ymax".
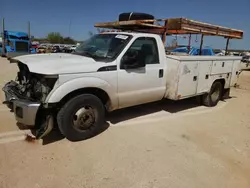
[
  {"xmin": 202, "ymin": 81, "xmax": 223, "ymax": 107},
  {"xmin": 57, "ymin": 94, "xmax": 105, "ymax": 141}
]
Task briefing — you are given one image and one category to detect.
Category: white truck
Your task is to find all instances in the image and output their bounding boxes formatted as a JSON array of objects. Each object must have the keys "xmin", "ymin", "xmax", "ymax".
[{"xmin": 2, "ymin": 17, "xmax": 243, "ymax": 141}]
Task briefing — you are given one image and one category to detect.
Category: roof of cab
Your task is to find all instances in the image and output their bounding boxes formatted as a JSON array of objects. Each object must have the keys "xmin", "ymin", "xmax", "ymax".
[
  {"xmin": 101, "ymin": 31, "xmax": 160, "ymax": 38},
  {"xmin": 4, "ymin": 30, "xmax": 28, "ymax": 37}
]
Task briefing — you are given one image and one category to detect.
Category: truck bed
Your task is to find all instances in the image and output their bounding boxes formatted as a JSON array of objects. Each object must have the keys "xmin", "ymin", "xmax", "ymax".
[{"xmin": 164, "ymin": 55, "xmax": 242, "ymax": 100}]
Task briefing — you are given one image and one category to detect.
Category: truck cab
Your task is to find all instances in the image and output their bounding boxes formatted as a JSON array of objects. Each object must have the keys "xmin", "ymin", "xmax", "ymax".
[{"xmin": 1, "ymin": 30, "xmax": 30, "ymax": 58}]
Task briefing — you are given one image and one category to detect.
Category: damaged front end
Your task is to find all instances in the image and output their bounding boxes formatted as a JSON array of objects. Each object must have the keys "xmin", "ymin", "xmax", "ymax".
[{"xmin": 2, "ymin": 61, "xmax": 58, "ymax": 139}]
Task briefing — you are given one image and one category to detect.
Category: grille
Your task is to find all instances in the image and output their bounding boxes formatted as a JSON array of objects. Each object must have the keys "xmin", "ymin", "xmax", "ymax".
[
  {"xmin": 2, "ymin": 81, "xmax": 26, "ymax": 100},
  {"xmin": 15, "ymin": 41, "xmax": 29, "ymax": 52}
]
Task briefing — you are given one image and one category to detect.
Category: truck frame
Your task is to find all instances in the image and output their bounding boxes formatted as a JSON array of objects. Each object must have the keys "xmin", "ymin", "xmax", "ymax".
[{"xmin": 2, "ymin": 16, "xmax": 244, "ymax": 141}]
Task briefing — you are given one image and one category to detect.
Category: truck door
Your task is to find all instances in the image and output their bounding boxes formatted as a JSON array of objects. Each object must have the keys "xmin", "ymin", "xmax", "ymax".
[{"xmin": 117, "ymin": 37, "xmax": 165, "ymax": 108}]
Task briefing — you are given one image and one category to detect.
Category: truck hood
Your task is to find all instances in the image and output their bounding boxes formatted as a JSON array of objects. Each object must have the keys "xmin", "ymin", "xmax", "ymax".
[{"xmin": 11, "ymin": 53, "xmax": 108, "ymax": 74}]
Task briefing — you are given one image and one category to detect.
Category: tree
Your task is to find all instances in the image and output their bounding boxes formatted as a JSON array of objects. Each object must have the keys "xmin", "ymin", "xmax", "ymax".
[
  {"xmin": 45, "ymin": 32, "xmax": 76, "ymax": 44},
  {"xmin": 63, "ymin": 37, "xmax": 75, "ymax": 44},
  {"xmin": 46, "ymin": 32, "xmax": 64, "ymax": 43}
]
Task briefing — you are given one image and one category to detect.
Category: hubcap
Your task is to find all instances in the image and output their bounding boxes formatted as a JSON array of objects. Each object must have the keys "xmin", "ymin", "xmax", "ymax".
[{"xmin": 73, "ymin": 106, "xmax": 95, "ymax": 131}]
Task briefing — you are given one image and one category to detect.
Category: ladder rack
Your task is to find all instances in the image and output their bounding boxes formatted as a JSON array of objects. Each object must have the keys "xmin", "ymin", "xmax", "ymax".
[
  {"xmin": 95, "ymin": 17, "xmax": 243, "ymax": 40},
  {"xmin": 95, "ymin": 17, "xmax": 243, "ymax": 55}
]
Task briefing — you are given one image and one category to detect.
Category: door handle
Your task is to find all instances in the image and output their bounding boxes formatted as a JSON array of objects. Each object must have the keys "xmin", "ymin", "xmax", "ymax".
[
  {"xmin": 193, "ymin": 76, "xmax": 197, "ymax": 81},
  {"xmin": 159, "ymin": 69, "xmax": 164, "ymax": 78}
]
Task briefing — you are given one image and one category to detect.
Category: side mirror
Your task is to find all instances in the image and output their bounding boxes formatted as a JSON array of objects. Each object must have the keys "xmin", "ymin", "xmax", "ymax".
[{"xmin": 121, "ymin": 52, "xmax": 145, "ymax": 69}]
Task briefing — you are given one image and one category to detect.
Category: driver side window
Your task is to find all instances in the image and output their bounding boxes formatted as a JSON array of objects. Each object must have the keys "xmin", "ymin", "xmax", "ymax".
[{"xmin": 121, "ymin": 37, "xmax": 159, "ymax": 68}]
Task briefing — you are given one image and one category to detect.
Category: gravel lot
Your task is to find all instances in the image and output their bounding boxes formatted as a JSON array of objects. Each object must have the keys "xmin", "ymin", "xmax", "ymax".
[{"xmin": 0, "ymin": 57, "xmax": 249, "ymax": 188}]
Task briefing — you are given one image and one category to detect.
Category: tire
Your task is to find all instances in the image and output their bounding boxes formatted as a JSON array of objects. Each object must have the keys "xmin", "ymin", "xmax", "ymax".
[
  {"xmin": 57, "ymin": 94, "xmax": 105, "ymax": 141},
  {"xmin": 202, "ymin": 81, "xmax": 223, "ymax": 107},
  {"xmin": 119, "ymin": 12, "xmax": 154, "ymax": 24}
]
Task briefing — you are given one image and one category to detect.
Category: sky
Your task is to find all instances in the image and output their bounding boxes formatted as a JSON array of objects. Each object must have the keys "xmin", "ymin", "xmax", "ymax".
[{"xmin": 1, "ymin": 0, "xmax": 249, "ymax": 49}]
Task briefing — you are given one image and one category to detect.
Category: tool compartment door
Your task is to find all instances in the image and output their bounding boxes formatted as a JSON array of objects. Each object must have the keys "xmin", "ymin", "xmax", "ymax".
[
  {"xmin": 197, "ymin": 61, "xmax": 213, "ymax": 94},
  {"xmin": 211, "ymin": 60, "xmax": 233, "ymax": 75},
  {"xmin": 177, "ymin": 61, "xmax": 199, "ymax": 98},
  {"xmin": 230, "ymin": 59, "xmax": 241, "ymax": 87}
]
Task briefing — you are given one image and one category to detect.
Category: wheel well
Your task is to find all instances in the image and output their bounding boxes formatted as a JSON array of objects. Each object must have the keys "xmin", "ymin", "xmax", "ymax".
[
  {"xmin": 59, "ymin": 88, "xmax": 111, "ymax": 110},
  {"xmin": 214, "ymin": 79, "xmax": 225, "ymax": 88}
]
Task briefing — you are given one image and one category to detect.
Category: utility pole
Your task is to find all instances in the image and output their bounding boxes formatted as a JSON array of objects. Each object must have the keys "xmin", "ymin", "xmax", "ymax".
[
  {"xmin": 28, "ymin": 21, "xmax": 31, "ymax": 53},
  {"xmin": 1, "ymin": 18, "xmax": 6, "ymax": 56}
]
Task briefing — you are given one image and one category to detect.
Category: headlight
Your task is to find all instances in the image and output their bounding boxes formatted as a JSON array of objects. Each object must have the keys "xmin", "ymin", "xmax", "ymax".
[{"xmin": 29, "ymin": 74, "xmax": 58, "ymax": 102}]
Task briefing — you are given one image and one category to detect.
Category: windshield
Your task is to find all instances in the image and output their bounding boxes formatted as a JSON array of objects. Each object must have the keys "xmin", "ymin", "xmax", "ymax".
[
  {"xmin": 8, "ymin": 35, "xmax": 29, "ymax": 40},
  {"xmin": 74, "ymin": 33, "xmax": 132, "ymax": 61}
]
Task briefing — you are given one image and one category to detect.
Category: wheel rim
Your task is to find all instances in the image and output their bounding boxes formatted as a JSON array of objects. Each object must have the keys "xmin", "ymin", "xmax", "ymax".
[
  {"xmin": 211, "ymin": 85, "xmax": 220, "ymax": 102},
  {"xmin": 72, "ymin": 106, "xmax": 96, "ymax": 131}
]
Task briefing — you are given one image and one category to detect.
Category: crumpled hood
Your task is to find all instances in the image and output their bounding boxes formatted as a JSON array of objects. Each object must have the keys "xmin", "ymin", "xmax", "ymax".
[{"xmin": 11, "ymin": 53, "xmax": 107, "ymax": 75}]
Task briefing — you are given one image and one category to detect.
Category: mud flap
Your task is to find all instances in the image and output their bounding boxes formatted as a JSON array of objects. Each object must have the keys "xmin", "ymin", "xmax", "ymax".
[
  {"xmin": 36, "ymin": 115, "xmax": 54, "ymax": 139},
  {"xmin": 222, "ymin": 88, "xmax": 230, "ymax": 100}
]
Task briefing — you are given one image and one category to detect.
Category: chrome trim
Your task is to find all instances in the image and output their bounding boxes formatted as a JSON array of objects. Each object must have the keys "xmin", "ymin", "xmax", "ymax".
[
  {"xmin": 13, "ymin": 100, "xmax": 40, "ymax": 126},
  {"xmin": 2, "ymin": 81, "xmax": 41, "ymax": 126}
]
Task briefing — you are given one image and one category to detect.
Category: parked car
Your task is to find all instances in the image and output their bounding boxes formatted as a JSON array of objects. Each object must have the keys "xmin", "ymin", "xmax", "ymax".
[
  {"xmin": 51, "ymin": 45, "xmax": 61, "ymax": 53},
  {"xmin": 170, "ymin": 46, "xmax": 215, "ymax": 56},
  {"xmin": 37, "ymin": 46, "xmax": 47, "ymax": 53},
  {"xmin": 242, "ymin": 55, "xmax": 250, "ymax": 63},
  {"xmin": 241, "ymin": 55, "xmax": 250, "ymax": 70},
  {"xmin": 70, "ymin": 45, "xmax": 77, "ymax": 52}
]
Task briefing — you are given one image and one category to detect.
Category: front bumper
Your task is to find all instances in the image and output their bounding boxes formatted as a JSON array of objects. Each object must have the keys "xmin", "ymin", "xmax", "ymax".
[{"xmin": 2, "ymin": 81, "xmax": 40, "ymax": 126}]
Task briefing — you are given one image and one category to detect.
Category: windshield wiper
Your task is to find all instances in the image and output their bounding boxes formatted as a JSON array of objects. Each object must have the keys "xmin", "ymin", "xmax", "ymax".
[
  {"xmin": 73, "ymin": 51, "xmax": 95, "ymax": 58},
  {"xmin": 73, "ymin": 51, "xmax": 110, "ymax": 61},
  {"xmin": 83, "ymin": 51, "xmax": 96, "ymax": 58},
  {"xmin": 82, "ymin": 51, "xmax": 107, "ymax": 60},
  {"xmin": 79, "ymin": 51, "xmax": 100, "ymax": 59}
]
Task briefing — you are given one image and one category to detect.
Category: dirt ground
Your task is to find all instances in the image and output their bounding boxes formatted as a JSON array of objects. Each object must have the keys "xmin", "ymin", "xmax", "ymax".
[{"xmin": 0, "ymin": 57, "xmax": 250, "ymax": 188}]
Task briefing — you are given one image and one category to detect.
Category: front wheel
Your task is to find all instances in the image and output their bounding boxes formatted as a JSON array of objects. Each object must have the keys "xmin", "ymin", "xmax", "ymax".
[
  {"xmin": 57, "ymin": 94, "xmax": 105, "ymax": 141},
  {"xmin": 202, "ymin": 81, "xmax": 223, "ymax": 107}
]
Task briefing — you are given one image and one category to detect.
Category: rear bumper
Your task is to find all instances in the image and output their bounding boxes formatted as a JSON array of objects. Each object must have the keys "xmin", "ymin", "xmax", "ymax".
[{"xmin": 2, "ymin": 81, "xmax": 40, "ymax": 126}]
